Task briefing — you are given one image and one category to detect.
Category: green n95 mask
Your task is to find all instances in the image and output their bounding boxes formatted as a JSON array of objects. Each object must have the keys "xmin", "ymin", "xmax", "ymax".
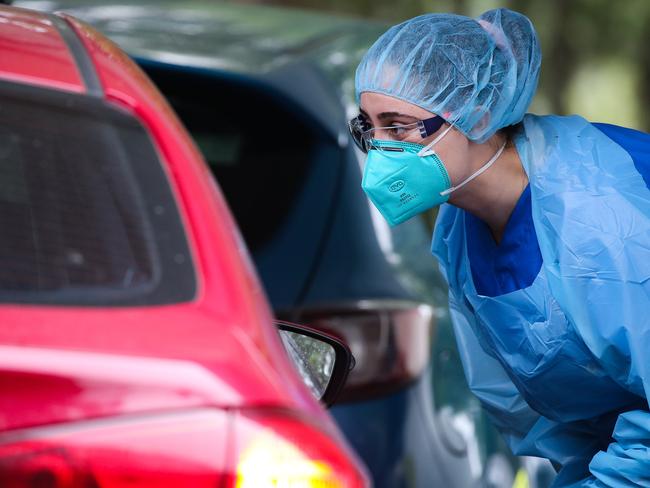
[
  {"xmin": 361, "ymin": 139, "xmax": 451, "ymax": 226},
  {"xmin": 361, "ymin": 133, "xmax": 506, "ymax": 226}
]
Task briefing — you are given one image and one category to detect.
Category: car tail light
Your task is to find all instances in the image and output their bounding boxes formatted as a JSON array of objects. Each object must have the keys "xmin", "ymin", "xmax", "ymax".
[
  {"xmin": 230, "ymin": 409, "xmax": 369, "ymax": 488},
  {"xmin": 283, "ymin": 300, "xmax": 434, "ymax": 402},
  {"xmin": 0, "ymin": 409, "xmax": 229, "ymax": 487},
  {"xmin": 0, "ymin": 408, "xmax": 369, "ymax": 488}
]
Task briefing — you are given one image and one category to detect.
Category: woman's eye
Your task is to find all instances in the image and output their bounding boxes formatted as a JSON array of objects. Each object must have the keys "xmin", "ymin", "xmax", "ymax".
[{"xmin": 388, "ymin": 125, "xmax": 409, "ymax": 137}]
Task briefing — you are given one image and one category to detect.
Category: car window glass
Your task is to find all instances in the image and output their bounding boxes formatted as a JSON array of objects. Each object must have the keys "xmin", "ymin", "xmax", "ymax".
[
  {"xmin": 0, "ymin": 81, "xmax": 195, "ymax": 306},
  {"xmin": 141, "ymin": 66, "xmax": 315, "ymax": 252}
]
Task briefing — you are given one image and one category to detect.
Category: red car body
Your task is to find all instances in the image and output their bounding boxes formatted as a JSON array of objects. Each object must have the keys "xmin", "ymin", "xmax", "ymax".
[{"xmin": 0, "ymin": 5, "xmax": 369, "ymax": 486}]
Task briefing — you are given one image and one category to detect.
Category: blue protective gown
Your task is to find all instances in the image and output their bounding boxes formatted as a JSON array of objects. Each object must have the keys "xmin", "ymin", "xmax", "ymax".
[{"xmin": 432, "ymin": 114, "xmax": 650, "ymax": 487}]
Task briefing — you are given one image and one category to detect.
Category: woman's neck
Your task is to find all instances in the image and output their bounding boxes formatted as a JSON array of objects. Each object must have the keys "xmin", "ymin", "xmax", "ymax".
[{"xmin": 449, "ymin": 141, "xmax": 528, "ymax": 244}]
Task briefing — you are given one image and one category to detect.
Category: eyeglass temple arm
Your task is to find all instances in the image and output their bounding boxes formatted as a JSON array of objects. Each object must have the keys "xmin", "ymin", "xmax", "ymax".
[{"xmin": 419, "ymin": 116, "xmax": 444, "ymax": 138}]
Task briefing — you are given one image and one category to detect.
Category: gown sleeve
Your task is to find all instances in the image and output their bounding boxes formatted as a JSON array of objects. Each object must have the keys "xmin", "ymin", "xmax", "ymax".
[
  {"xmin": 561, "ymin": 123, "xmax": 650, "ymax": 487},
  {"xmin": 449, "ymin": 289, "xmax": 612, "ymax": 487},
  {"xmin": 523, "ymin": 117, "xmax": 650, "ymax": 486}
]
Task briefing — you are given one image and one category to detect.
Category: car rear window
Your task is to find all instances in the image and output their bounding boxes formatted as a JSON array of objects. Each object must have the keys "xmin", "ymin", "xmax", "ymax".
[{"xmin": 0, "ymin": 80, "xmax": 195, "ymax": 306}]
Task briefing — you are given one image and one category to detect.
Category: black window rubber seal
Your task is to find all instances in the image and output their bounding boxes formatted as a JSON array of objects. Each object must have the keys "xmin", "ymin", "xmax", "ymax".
[{"xmin": 48, "ymin": 13, "xmax": 104, "ymax": 98}]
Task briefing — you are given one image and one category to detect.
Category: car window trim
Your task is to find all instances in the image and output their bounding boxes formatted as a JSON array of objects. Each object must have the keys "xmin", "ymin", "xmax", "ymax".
[{"xmin": 49, "ymin": 14, "xmax": 103, "ymax": 98}]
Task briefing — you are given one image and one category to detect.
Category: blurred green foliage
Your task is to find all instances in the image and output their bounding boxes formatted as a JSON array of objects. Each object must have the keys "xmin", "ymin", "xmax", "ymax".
[{"xmin": 232, "ymin": 0, "xmax": 650, "ymax": 131}]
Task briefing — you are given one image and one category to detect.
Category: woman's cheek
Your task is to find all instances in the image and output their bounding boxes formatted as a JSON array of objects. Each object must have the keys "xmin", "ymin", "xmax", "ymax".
[
  {"xmin": 439, "ymin": 150, "xmax": 465, "ymax": 186},
  {"xmin": 439, "ymin": 137, "xmax": 471, "ymax": 185}
]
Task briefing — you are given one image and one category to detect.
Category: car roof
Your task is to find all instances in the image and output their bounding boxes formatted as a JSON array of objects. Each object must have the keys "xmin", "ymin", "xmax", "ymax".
[{"xmin": 0, "ymin": 5, "xmax": 89, "ymax": 93}]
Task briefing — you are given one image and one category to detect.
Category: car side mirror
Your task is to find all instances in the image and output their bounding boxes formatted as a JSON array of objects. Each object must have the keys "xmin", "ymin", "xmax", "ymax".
[{"xmin": 276, "ymin": 320, "xmax": 355, "ymax": 408}]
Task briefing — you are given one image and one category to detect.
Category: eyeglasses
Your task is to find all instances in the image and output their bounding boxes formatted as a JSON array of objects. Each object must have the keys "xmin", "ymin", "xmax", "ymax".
[{"xmin": 347, "ymin": 113, "xmax": 446, "ymax": 153}]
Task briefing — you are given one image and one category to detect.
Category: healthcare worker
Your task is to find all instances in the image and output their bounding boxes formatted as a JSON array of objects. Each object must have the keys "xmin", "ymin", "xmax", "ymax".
[{"xmin": 350, "ymin": 8, "xmax": 650, "ymax": 487}]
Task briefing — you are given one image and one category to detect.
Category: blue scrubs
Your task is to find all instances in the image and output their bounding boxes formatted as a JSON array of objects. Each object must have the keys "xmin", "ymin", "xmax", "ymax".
[
  {"xmin": 465, "ymin": 184, "xmax": 542, "ymax": 297},
  {"xmin": 432, "ymin": 115, "xmax": 650, "ymax": 487}
]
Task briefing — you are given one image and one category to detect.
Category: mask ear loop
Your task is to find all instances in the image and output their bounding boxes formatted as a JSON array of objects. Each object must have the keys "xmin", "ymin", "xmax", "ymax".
[
  {"xmin": 440, "ymin": 141, "xmax": 507, "ymax": 196},
  {"xmin": 416, "ymin": 121, "xmax": 456, "ymax": 157}
]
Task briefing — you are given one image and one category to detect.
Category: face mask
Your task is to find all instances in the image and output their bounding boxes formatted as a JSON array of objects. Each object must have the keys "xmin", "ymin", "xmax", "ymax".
[{"xmin": 361, "ymin": 126, "xmax": 506, "ymax": 226}]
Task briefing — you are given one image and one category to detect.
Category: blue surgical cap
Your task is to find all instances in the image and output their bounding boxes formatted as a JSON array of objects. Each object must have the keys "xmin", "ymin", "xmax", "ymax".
[{"xmin": 355, "ymin": 8, "xmax": 542, "ymax": 143}]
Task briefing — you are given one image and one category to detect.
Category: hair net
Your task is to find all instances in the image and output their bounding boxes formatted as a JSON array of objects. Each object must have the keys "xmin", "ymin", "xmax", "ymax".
[{"xmin": 355, "ymin": 8, "xmax": 542, "ymax": 142}]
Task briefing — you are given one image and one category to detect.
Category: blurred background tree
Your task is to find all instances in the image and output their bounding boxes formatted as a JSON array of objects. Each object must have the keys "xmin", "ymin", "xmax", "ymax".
[{"xmin": 231, "ymin": 0, "xmax": 650, "ymax": 131}]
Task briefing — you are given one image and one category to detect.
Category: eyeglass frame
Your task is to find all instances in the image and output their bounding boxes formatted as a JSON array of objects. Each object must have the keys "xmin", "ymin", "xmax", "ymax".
[{"xmin": 347, "ymin": 113, "xmax": 447, "ymax": 153}]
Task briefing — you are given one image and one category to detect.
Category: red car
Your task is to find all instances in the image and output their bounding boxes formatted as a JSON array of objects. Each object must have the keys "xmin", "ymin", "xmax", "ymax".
[{"xmin": 0, "ymin": 4, "xmax": 369, "ymax": 487}]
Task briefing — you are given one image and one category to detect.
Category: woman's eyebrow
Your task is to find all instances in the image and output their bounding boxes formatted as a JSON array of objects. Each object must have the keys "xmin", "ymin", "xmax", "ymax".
[{"xmin": 377, "ymin": 111, "xmax": 418, "ymax": 121}]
